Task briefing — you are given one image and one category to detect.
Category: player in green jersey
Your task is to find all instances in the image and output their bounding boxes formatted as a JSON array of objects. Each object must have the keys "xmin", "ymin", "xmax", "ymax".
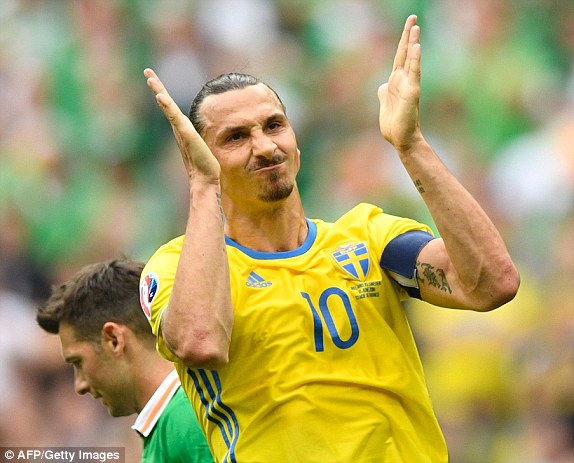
[{"xmin": 37, "ymin": 258, "xmax": 213, "ymax": 463}]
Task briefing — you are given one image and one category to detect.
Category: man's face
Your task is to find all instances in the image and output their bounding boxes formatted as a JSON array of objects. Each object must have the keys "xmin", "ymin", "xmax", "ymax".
[
  {"xmin": 200, "ymin": 83, "xmax": 300, "ymax": 207},
  {"xmin": 59, "ymin": 323, "xmax": 135, "ymax": 417}
]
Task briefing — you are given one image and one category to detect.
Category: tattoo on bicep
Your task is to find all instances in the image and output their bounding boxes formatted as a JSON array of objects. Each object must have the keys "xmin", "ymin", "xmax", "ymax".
[
  {"xmin": 417, "ymin": 261, "xmax": 452, "ymax": 294},
  {"xmin": 414, "ymin": 179, "xmax": 425, "ymax": 194},
  {"xmin": 216, "ymin": 192, "xmax": 224, "ymax": 221}
]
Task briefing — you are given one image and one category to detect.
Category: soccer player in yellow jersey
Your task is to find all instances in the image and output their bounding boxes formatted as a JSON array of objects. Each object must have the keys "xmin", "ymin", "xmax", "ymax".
[{"xmin": 140, "ymin": 15, "xmax": 520, "ymax": 462}]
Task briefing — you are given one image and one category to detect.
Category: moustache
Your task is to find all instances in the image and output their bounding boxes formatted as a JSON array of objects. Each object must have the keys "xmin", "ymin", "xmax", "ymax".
[{"xmin": 249, "ymin": 154, "xmax": 287, "ymax": 171}]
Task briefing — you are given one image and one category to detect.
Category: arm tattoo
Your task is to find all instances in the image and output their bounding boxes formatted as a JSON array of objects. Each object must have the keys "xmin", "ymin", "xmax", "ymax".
[
  {"xmin": 417, "ymin": 261, "xmax": 452, "ymax": 294},
  {"xmin": 216, "ymin": 192, "xmax": 224, "ymax": 221},
  {"xmin": 414, "ymin": 179, "xmax": 425, "ymax": 194}
]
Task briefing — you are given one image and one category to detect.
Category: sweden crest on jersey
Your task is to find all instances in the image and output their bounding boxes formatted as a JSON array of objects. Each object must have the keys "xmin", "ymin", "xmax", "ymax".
[{"xmin": 332, "ymin": 242, "xmax": 370, "ymax": 281}]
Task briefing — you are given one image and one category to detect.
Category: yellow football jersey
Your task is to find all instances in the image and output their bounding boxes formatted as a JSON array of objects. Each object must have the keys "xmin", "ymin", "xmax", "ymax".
[{"xmin": 140, "ymin": 203, "xmax": 448, "ymax": 463}]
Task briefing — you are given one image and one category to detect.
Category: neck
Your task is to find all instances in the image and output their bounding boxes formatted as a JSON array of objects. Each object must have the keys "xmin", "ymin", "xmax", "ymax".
[
  {"xmin": 223, "ymin": 192, "xmax": 307, "ymax": 252},
  {"xmin": 134, "ymin": 353, "xmax": 176, "ymax": 413}
]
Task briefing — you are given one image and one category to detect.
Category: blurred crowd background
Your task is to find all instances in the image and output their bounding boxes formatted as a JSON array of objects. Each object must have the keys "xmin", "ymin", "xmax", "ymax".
[{"xmin": 1, "ymin": 0, "xmax": 574, "ymax": 461}]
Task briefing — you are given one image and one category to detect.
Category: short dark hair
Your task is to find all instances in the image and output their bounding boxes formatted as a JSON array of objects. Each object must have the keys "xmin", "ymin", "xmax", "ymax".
[
  {"xmin": 36, "ymin": 258, "xmax": 153, "ymax": 344},
  {"xmin": 188, "ymin": 72, "xmax": 287, "ymax": 136}
]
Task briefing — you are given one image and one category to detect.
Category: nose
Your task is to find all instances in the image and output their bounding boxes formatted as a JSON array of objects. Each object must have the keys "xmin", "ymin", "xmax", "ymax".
[
  {"xmin": 251, "ymin": 130, "xmax": 276, "ymax": 159},
  {"xmin": 74, "ymin": 370, "xmax": 90, "ymax": 395}
]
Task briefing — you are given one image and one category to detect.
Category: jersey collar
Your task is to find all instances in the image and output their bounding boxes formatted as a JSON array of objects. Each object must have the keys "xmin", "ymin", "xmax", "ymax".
[
  {"xmin": 132, "ymin": 369, "xmax": 180, "ymax": 437},
  {"xmin": 224, "ymin": 218, "xmax": 317, "ymax": 259}
]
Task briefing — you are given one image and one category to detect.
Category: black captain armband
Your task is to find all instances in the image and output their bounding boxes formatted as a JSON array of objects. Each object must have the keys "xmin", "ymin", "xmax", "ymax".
[{"xmin": 380, "ymin": 230, "xmax": 435, "ymax": 299}]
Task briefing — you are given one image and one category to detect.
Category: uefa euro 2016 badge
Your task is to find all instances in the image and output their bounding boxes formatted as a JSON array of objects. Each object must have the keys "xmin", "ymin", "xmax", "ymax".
[{"xmin": 139, "ymin": 272, "xmax": 159, "ymax": 320}]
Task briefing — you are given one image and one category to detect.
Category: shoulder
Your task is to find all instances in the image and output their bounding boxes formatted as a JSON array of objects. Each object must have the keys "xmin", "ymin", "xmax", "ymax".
[
  {"xmin": 336, "ymin": 202, "xmax": 384, "ymax": 222},
  {"xmin": 156, "ymin": 388, "xmax": 207, "ymax": 443},
  {"xmin": 321, "ymin": 203, "xmax": 433, "ymax": 243},
  {"xmin": 146, "ymin": 235, "xmax": 185, "ymax": 265},
  {"xmin": 161, "ymin": 387, "xmax": 197, "ymax": 424},
  {"xmin": 139, "ymin": 235, "xmax": 184, "ymax": 317},
  {"xmin": 141, "ymin": 235, "xmax": 185, "ymax": 282},
  {"xmin": 145, "ymin": 388, "xmax": 212, "ymax": 461}
]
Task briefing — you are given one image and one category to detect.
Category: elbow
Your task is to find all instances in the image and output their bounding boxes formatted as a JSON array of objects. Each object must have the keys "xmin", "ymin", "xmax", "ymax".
[
  {"xmin": 181, "ymin": 347, "xmax": 230, "ymax": 371},
  {"xmin": 169, "ymin": 333, "xmax": 231, "ymax": 370},
  {"xmin": 474, "ymin": 262, "xmax": 521, "ymax": 312},
  {"xmin": 162, "ymin": 318, "xmax": 232, "ymax": 369},
  {"xmin": 161, "ymin": 301, "xmax": 234, "ymax": 370}
]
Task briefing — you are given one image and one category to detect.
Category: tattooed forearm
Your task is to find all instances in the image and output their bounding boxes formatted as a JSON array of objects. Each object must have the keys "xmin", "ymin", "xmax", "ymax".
[
  {"xmin": 414, "ymin": 179, "xmax": 425, "ymax": 194},
  {"xmin": 417, "ymin": 262, "xmax": 452, "ymax": 294}
]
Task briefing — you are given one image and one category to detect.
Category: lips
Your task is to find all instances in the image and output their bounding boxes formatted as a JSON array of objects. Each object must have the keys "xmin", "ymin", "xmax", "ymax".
[
  {"xmin": 250, "ymin": 154, "xmax": 287, "ymax": 172},
  {"xmin": 256, "ymin": 163, "xmax": 283, "ymax": 172},
  {"xmin": 251, "ymin": 159, "xmax": 286, "ymax": 173}
]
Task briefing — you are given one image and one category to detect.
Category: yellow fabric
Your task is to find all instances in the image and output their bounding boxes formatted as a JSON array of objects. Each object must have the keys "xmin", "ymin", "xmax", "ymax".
[{"xmin": 141, "ymin": 203, "xmax": 447, "ymax": 463}]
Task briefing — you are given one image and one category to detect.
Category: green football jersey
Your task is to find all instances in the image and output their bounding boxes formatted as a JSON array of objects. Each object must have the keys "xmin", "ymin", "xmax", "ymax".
[{"xmin": 133, "ymin": 371, "xmax": 213, "ymax": 463}]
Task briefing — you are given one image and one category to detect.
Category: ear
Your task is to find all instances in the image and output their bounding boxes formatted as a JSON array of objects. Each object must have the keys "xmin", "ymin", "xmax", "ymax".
[
  {"xmin": 295, "ymin": 148, "xmax": 301, "ymax": 172},
  {"xmin": 101, "ymin": 322, "xmax": 127, "ymax": 356}
]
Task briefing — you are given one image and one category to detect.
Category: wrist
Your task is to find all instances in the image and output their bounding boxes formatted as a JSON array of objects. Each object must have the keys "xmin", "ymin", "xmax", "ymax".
[{"xmin": 395, "ymin": 136, "xmax": 430, "ymax": 159}]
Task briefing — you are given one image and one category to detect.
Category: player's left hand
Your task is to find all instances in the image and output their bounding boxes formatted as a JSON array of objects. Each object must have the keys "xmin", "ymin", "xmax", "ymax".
[{"xmin": 378, "ymin": 15, "xmax": 425, "ymax": 153}]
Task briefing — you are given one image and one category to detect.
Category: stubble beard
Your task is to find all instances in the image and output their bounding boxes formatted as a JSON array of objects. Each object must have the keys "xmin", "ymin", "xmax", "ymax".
[{"xmin": 258, "ymin": 171, "xmax": 295, "ymax": 202}]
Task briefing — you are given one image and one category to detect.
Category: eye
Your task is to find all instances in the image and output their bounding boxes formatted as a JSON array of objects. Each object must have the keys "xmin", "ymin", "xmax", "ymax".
[
  {"xmin": 226, "ymin": 132, "xmax": 245, "ymax": 142},
  {"xmin": 67, "ymin": 358, "xmax": 82, "ymax": 367},
  {"xmin": 267, "ymin": 121, "xmax": 283, "ymax": 131}
]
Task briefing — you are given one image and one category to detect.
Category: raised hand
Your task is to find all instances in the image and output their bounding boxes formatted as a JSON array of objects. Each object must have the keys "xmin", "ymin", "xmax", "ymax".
[
  {"xmin": 144, "ymin": 68, "xmax": 221, "ymax": 184},
  {"xmin": 378, "ymin": 15, "xmax": 424, "ymax": 153}
]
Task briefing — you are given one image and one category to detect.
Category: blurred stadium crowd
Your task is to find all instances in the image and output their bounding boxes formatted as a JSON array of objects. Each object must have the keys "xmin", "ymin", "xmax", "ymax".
[{"xmin": 1, "ymin": 0, "xmax": 574, "ymax": 461}]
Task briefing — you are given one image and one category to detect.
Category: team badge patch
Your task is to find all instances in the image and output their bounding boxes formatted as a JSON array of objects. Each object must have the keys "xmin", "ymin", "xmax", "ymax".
[
  {"xmin": 139, "ymin": 272, "xmax": 159, "ymax": 320},
  {"xmin": 332, "ymin": 242, "xmax": 370, "ymax": 281}
]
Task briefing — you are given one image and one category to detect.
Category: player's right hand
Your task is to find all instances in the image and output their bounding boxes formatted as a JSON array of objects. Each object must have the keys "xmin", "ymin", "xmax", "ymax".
[{"xmin": 144, "ymin": 68, "xmax": 221, "ymax": 185}]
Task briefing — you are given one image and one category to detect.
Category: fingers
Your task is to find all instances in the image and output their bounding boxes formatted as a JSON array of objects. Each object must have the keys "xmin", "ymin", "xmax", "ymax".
[
  {"xmin": 144, "ymin": 68, "xmax": 170, "ymax": 99},
  {"xmin": 408, "ymin": 43, "xmax": 421, "ymax": 86},
  {"xmin": 404, "ymin": 24, "xmax": 420, "ymax": 76},
  {"xmin": 392, "ymin": 14, "xmax": 417, "ymax": 71},
  {"xmin": 144, "ymin": 69, "xmax": 221, "ymax": 181},
  {"xmin": 144, "ymin": 68, "xmax": 176, "ymax": 114},
  {"xmin": 144, "ymin": 68, "xmax": 192, "ymax": 134}
]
